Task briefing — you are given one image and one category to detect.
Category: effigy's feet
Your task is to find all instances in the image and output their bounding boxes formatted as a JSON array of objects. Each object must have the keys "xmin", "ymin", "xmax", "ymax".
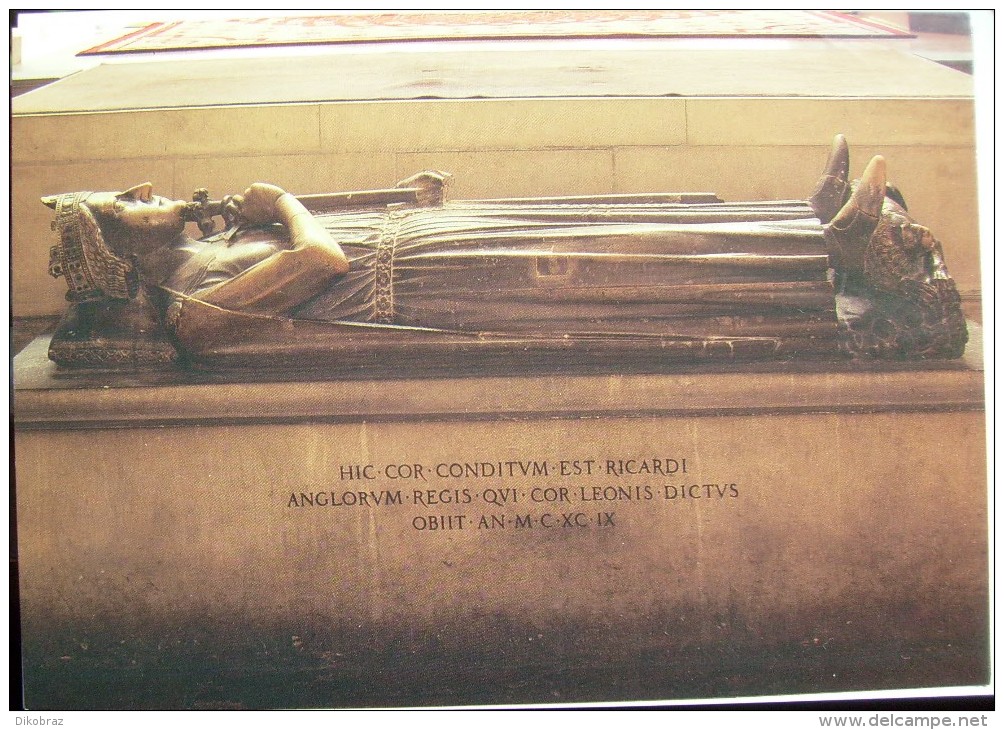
[
  {"xmin": 826, "ymin": 153, "xmax": 968, "ymax": 360},
  {"xmin": 827, "ymin": 154, "xmax": 886, "ymax": 274},
  {"xmin": 808, "ymin": 134, "xmax": 850, "ymax": 224}
]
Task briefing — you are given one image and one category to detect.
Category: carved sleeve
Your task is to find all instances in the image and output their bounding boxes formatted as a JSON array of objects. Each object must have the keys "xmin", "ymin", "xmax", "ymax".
[{"xmin": 194, "ymin": 192, "xmax": 350, "ymax": 315}]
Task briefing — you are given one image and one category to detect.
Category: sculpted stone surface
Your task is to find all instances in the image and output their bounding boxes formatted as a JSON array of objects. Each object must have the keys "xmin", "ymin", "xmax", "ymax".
[{"xmin": 42, "ymin": 135, "xmax": 967, "ymax": 369}]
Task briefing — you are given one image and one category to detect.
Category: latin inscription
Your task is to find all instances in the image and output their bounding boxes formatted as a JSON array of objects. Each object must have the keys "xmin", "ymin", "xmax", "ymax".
[{"xmin": 286, "ymin": 455, "xmax": 740, "ymax": 533}]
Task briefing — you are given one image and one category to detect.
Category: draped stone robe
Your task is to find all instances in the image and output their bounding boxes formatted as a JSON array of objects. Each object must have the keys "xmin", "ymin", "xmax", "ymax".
[{"xmin": 157, "ymin": 196, "xmax": 843, "ymax": 365}]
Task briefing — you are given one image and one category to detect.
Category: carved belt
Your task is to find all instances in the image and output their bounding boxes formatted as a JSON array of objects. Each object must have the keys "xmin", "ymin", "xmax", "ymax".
[{"xmin": 374, "ymin": 210, "xmax": 405, "ymax": 324}]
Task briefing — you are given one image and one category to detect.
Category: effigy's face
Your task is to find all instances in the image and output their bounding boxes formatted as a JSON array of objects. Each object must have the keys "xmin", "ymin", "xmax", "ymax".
[{"xmin": 87, "ymin": 183, "xmax": 188, "ymax": 245}]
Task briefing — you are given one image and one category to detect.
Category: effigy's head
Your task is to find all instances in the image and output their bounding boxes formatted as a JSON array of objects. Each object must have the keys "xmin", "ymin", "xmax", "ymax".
[{"xmin": 43, "ymin": 183, "xmax": 187, "ymax": 302}]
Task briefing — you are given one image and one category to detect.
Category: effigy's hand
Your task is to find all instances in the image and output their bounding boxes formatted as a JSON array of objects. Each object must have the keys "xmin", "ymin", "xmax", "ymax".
[
  {"xmin": 230, "ymin": 183, "xmax": 287, "ymax": 226},
  {"xmin": 221, "ymin": 194, "xmax": 242, "ymax": 230}
]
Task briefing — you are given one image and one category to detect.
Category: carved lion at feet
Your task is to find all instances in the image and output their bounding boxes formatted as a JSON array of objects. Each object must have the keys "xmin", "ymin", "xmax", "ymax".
[{"xmin": 822, "ymin": 152, "xmax": 968, "ymax": 360}]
